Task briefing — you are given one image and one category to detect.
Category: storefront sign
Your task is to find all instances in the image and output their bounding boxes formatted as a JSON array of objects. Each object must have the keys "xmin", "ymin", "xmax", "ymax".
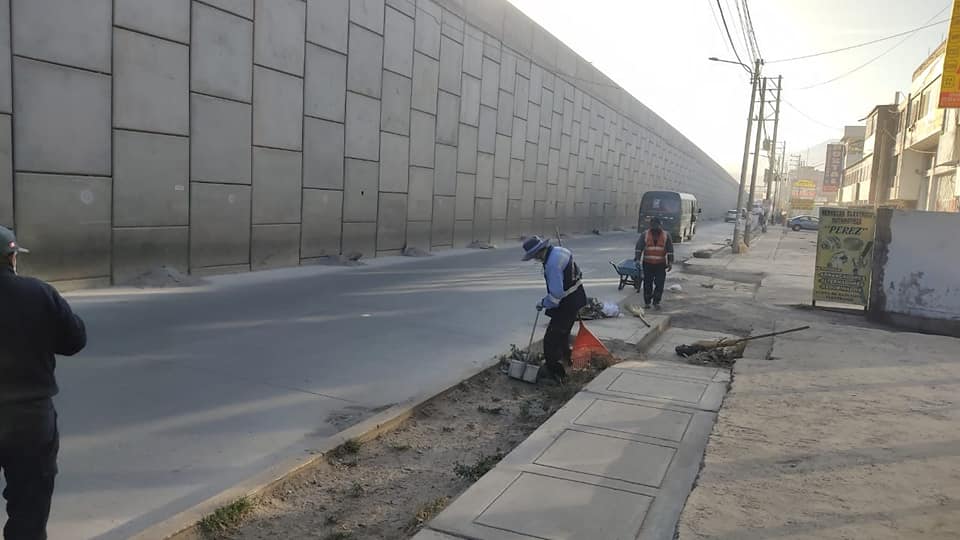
[
  {"xmin": 822, "ymin": 144, "xmax": 845, "ymax": 193},
  {"xmin": 791, "ymin": 198, "xmax": 815, "ymax": 210},
  {"xmin": 940, "ymin": 0, "xmax": 960, "ymax": 107},
  {"xmin": 813, "ymin": 207, "xmax": 876, "ymax": 306}
]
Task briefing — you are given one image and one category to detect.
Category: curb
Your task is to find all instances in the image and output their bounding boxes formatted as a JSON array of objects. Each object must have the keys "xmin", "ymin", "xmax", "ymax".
[{"xmin": 132, "ymin": 356, "xmax": 506, "ymax": 540}]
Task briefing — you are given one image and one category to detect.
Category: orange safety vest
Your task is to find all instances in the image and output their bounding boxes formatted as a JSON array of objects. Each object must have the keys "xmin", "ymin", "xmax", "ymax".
[{"xmin": 642, "ymin": 230, "xmax": 668, "ymax": 265}]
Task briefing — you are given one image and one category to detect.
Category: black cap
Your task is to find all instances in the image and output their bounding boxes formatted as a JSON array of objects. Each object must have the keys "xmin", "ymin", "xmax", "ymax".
[
  {"xmin": 0, "ymin": 226, "xmax": 28, "ymax": 256},
  {"xmin": 649, "ymin": 217, "xmax": 662, "ymax": 226}
]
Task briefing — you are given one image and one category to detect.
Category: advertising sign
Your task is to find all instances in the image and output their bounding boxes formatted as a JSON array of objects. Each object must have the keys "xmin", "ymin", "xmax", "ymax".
[
  {"xmin": 822, "ymin": 144, "xmax": 845, "ymax": 193},
  {"xmin": 813, "ymin": 207, "xmax": 876, "ymax": 306},
  {"xmin": 940, "ymin": 0, "xmax": 960, "ymax": 108},
  {"xmin": 791, "ymin": 198, "xmax": 815, "ymax": 210}
]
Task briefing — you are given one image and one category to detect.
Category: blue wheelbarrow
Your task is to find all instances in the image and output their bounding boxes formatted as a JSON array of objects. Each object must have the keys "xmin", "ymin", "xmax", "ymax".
[{"xmin": 610, "ymin": 259, "xmax": 642, "ymax": 291}]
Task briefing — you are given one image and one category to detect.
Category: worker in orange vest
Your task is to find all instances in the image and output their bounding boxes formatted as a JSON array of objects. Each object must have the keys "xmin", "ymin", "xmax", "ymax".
[{"xmin": 634, "ymin": 217, "xmax": 675, "ymax": 310}]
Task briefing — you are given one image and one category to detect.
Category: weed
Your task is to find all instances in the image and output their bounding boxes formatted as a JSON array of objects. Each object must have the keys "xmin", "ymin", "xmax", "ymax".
[
  {"xmin": 197, "ymin": 497, "xmax": 254, "ymax": 537},
  {"xmin": 388, "ymin": 441, "xmax": 412, "ymax": 452},
  {"xmin": 348, "ymin": 481, "xmax": 365, "ymax": 498},
  {"xmin": 325, "ymin": 514, "xmax": 339, "ymax": 525},
  {"xmin": 477, "ymin": 405, "xmax": 503, "ymax": 415},
  {"xmin": 407, "ymin": 496, "xmax": 450, "ymax": 531},
  {"xmin": 329, "ymin": 439, "xmax": 362, "ymax": 461},
  {"xmin": 454, "ymin": 452, "xmax": 505, "ymax": 481},
  {"xmin": 324, "ymin": 532, "xmax": 354, "ymax": 540},
  {"xmin": 518, "ymin": 399, "xmax": 534, "ymax": 419}
]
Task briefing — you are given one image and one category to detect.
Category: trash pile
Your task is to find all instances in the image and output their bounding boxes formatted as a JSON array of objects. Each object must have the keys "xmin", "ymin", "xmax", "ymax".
[
  {"xmin": 578, "ymin": 297, "xmax": 621, "ymax": 320},
  {"xmin": 467, "ymin": 240, "xmax": 496, "ymax": 249},
  {"xmin": 674, "ymin": 326, "xmax": 810, "ymax": 367}
]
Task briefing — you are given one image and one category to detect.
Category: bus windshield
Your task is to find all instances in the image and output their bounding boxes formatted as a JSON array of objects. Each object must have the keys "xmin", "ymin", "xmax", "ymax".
[{"xmin": 641, "ymin": 193, "xmax": 681, "ymax": 214}]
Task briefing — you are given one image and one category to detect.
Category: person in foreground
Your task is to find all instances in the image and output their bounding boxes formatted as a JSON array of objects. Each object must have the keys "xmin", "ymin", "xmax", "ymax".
[
  {"xmin": 0, "ymin": 226, "xmax": 86, "ymax": 540},
  {"xmin": 635, "ymin": 217, "xmax": 674, "ymax": 310},
  {"xmin": 521, "ymin": 236, "xmax": 587, "ymax": 383}
]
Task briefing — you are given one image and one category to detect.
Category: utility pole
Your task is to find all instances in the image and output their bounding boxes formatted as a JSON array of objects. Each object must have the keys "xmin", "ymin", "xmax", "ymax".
[
  {"xmin": 732, "ymin": 58, "xmax": 762, "ymax": 254},
  {"xmin": 773, "ymin": 140, "xmax": 786, "ymax": 218},
  {"xmin": 765, "ymin": 76, "xmax": 783, "ymax": 202},
  {"xmin": 745, "ymin": 76, "xmax": 768, "ymax": 245}
]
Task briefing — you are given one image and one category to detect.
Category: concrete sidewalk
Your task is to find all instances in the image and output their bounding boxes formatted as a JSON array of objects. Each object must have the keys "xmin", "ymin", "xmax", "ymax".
[
  {"xmin": 414, "ymin": 318, "xmax": 733, "ymax": 540},
  {"xmin": 678, "ymin": 228, "xmax": 960, "ymax": 539}
]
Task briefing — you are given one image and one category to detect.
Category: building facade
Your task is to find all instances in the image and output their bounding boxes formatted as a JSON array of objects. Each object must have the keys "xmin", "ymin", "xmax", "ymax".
[
  {"xmin": 841, "ymin": 104, "xmax": 898, "ymax": 206},
  {"xmin": 0, "ymin": 0, "xmax": 738, "ymax": 288}
]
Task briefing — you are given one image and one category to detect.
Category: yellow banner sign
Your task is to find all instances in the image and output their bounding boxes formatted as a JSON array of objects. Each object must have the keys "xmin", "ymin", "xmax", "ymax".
[
  {"xmin": 791, "ymin": 198, "xmax": 815, "ymax": 210},
  {"xmin": 794, "ymin": 179, "xmax": 817, "ymax": 189},
  {"xmin": 813, "ymin": 207, "xmax": 876, "ymax": 306},
  {"xmin": 940, "ymin": 0, "xmax": 960, "ymax": 107}
]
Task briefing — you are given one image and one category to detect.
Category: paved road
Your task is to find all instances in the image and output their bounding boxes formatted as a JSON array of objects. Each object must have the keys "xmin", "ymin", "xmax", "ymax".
[{"xmin": 4, "ymin": 222, "xmax": 730, "ymax": 539}]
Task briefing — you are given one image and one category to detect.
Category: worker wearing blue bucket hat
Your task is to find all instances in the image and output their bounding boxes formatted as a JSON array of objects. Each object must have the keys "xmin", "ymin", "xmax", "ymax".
[{"xmin": 521, "ymin": 236, "xmax": 587, "ymax": 383}]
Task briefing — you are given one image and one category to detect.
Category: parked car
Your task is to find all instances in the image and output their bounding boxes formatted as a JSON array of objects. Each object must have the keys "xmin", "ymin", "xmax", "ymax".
[
  {"xmin": 788, "ymin": 215, "xmax": 819, "ymax": 231},
  {"xmin": 725, "ymin": 209, "xmax": 738, "ymax": 223}
]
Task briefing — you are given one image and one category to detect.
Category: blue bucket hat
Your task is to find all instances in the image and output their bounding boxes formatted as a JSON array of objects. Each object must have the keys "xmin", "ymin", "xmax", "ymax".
[{"xmin": 521, "ymin": 236, "xmax": 550, "ymax": 261}]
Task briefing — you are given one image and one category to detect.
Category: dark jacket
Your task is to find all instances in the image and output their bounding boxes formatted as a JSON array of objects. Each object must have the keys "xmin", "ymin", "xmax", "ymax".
[
  {"xmin": 0, "ymin": 265, "xmax": 86, "ymax": 407},
  {"xmin": 635, "ymin": 229, "xmax": 675, "ymax": 265}
]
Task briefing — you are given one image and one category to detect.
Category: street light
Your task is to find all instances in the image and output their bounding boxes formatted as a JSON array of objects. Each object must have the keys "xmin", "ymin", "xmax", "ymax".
[{"xmin": 709, "ymin": 56, "xmax": 762, "ymax": 253}]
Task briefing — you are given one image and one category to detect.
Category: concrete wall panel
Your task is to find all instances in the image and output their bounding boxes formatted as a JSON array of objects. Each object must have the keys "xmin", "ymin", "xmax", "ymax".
[
  {"xmin": 434, "ymin": 143, "xmax": 457, "ymax": 196},
  {"xmin": 463, "ymin": 25, "xmax": 483, "ymax": 78},
  {"xmin": 377, "ymin": 192, "xmax": 407, "ymax": 250},
  {"xmin": 411, "ymin": 52, "xmax": 439, "ymax": 114},
  {"xmin": 514, "ymin": 76, "xmax": 529, "ymax": 117},
  {"xmin": 345, "ymin": 92, "xmax": 381, "ymax": 160},
  {"xmin": 0, "ymin": 0, "xmax": 8, "ymax": 114},
  {"xmin": 438, "ymin": 36, "xmax": 463, "ymax": 94},
  {"xmin": 431, "ymin": 195, "xmax": 455, "ymax": 246},
  {"xmin": 384, "ymin": 7, "xmax": 415, "ymax": 77},
  {"xmin": 460, "ymin": 75, "xmax": 481, "ymax": 126},
  {"xmin": 502, "ymin": 4, "xmax": 532, "ymax": 56},
  {"xmin": 437, "ymin": 93, "xmax": 466, "ymax": 149},
  {"xmin": 497, "ymin": 91, "xmax": 513, "ymax": 136},
  {"xmin": 350, "ymin": 0, "xmax": 385, "ymax": 34},
  {"xmin": 0, "ymin": 115, "xmax": 10, "ymax": 227},
  {"xmin": 191, "ymin": 3, "xmax": 253, "ymax": 102},
  {"xmin": 301, "ymin": 188, "xmax": 342, "ymax": 257},
  {"xmin": 455, "ymin": 172, "xmax": 475, "ymax": 219},
  {"xmin": 114, "ymin": 29, "xmax": 189, "ymax": 135},
  {"xmin": 483, "ymin": 32, "xmax": 501, "ymax": 61},
  {"xmin": 305, "ymin": 44, "xmax": 347, "ymax": 122},
  {"xmin": 303, "ymin": 117, "xmax": 344, "ymax": 189},
  {"xmin": 252, "ymin": 147, "xmax": 302, "ymax": 224},
  {"xmin": 13, "ymin": 0, "xmax": 111, "ymax": 72},
  {"xmin": 342, "ymin": 222, "xmax": 376, "ymax": 257},
  {"xmin": 492, "ymin": 177, "xmax": 508, "ymax": 219},
  {"xmin": 408, "ymin": 166, "xmax": 434, "ymax": 221},
  {"xmin": 386, "ymin": 0, "xmax": 414, "ymax": 17},
  {"xmin": 410, "ymin": 111, "xmax": 437, "ymax": 167},
  {"xmin": 465, "ymin": 0, "xmax": 504, "ymax": 40},
  {"xmin": 511, "ymin": 119, "xmax": 525, "ymax": 159},
  {"xmin": 15, "ymin": 173, "xmax": 111, "ymax": 281},
  {"xmin": 478, "ymin": 106, "xmax": 496, "ymax": 153},
  {"xmin": 474, "ymin": 197, "xmax": 491, "ymax": 242},
  {"xmin": 347, "ymin": 24, "xmax": 383, "ymax": 98},
  {"xmin": 14, "ymin": 58, "xmax": 110, "ymax": 175},
  {"xmin": 406, "ymin": 220, "xmax": 430, "ymax": 249},
  {"xmin": 307, "ymin": 0, "xmax": 348, "ymax": 53},
  {"xmin": 112, "ymin": 226, "xmax": 188, "ymax": 284},
  {"xmin": 457, "ymin": 124, "xmax": 478, "ymax": 173},
  {"xmin": 254, "ymin": 67, "xmax": 303, "ymax": 150},
  {"xmin": 481, "ymin": 57, "xmax": 499, "ymax": 107},
  {"xmin": 191, "ymin": 93, "xmax": 252, "ymax": 184},
  {"xmin": 381, "ymin": 71, "xmax": 412, "ymax": 135},
  {"xmin": 379, "ymin": 132, "xmax": 409, "ymax": 192},
  {"xmin": 477, "ymin": 152, "xmax": 494, "ymax": 198},
  {"xmin": 343, "ymin": 158, "xmax": 379, "ymax": 221},
  {"xmin": 441, "ymin": 10, "xmax": 465, "ymax": 43},
  {"xmin": 252, "ymin": 223, "xmax": 300, "ymax": 269},
  {"xmin": 114, "ymin": 130, "xmax": 189, "ymax": 227},
  {"xmin": 199, "ymin": 0, "xmax": 252, "ymax": 18},
  {"xmin": 414, "ymin": 0, "xmax": 441, "ymax": 59},
  {"xmin": 115, "ymin": 0, "xmax": 190, "ymax": 44},
  {"xmin": 255, "ymin": 0, "xmax": 306, "ymax": 76},
  {"xmin": 190, "ymin": 182, "xmax": 251, "ymax": 268},
  {"xmin": 508, "ymin": 157, "xmax": 523, "ymax": 199},
  {"xmin": 494, "ymin": 134, "xmax": 510, "ymax": 179}
]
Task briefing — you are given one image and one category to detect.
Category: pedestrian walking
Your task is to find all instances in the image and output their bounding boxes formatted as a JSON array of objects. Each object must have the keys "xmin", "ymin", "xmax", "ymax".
[
  {"xmin": 521, "ymin": 235, "xmax": 587, "ymax": 383},
  {"xmin": 0, "ymin": 226, "xmax": 86, "ymax": 540},
  {"xmin": 635, "ymin": 217, "xmax": 675, "ymax": 310}
]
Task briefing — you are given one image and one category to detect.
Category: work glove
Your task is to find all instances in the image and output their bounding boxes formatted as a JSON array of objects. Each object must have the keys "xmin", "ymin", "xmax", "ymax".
[
  {"xmin": 536, "ymin": 302, "xmax": 544, "ymax": 312},
  {"xmin": 666, "ymin": 264, "xmax": 673, "ymax": 273}
]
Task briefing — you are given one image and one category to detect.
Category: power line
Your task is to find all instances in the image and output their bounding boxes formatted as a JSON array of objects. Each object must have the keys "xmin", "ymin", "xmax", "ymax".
[
  {"xmin": 715, "ymin": 0, "xmax": 751, "ymax": 72},
  {"xmin": 782, "ymin": 98, "xmax": 843, "ymax": 130},
  {"xmin": 742, "ymin": 0, "xmax": 762, "ymax": 60},
  {"xmin": 731, "ymin": 0, "xmax": 757, "ymax": 62},
  {"xmin": 795, "ymin": 5, "xmax": 951, "ymax": 90},
  {"xmin": 768, "ymin": 18, "xmax": 950, "ymax": 63},
  {"xmin": 707, "ymin": 0, "xmax": 738, "ymax": 62}
]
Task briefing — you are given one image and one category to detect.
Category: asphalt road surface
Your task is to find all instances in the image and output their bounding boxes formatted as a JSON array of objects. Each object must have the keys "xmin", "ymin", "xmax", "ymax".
[{"xmin": 2, "ymin": 222, "xmax": 731, "ymax": 539}]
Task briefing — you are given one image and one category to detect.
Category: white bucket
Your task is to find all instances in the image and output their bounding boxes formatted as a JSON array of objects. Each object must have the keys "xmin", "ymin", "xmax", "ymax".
[
  {"xmin": 508, "ymin": 359, "xmax": 527, "ymax": 380},
  {"xmin": 522, "ymin": 363, "xmax": 540, "ymax": 383}
]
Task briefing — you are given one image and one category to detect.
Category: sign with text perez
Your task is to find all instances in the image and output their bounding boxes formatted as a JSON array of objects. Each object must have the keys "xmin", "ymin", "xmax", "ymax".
[
  {"xmin": 822, "ymin": 144, "xmax": 845, "ymax": 193},
  {"xmin": 813, "ymin": 207, "xmax": 876, "ymax": 306}
]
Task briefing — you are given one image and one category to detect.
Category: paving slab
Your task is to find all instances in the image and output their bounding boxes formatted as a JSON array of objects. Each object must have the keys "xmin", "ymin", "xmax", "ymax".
[
  {"xmin": 420, "ymin": 347, "xmax": 725, "ymax": 540},
  {"xmin": 585, "ymin": 314, "xmax": 668, "ymax": 346}
]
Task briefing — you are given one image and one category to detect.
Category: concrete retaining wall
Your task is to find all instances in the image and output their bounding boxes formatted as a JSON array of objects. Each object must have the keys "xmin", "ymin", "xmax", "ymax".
[
  {"xmin": 0, "ymin": 0, "xmax": 737, "ymax": 287},
  {"xmin": 869, "ymin": 208, "xmax": 960, "ymax": 336}
]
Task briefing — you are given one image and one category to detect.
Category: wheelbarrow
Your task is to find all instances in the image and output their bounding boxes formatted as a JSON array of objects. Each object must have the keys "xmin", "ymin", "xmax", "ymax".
[{"xmin": 610, "ymin": 259, "xmax": 642, "ymax": 291}]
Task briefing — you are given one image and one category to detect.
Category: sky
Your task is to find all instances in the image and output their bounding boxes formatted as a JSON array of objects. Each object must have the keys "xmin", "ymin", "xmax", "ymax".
[{"xmin": 507, "ymin": 0, "xmax": 951, "ymax": 178}]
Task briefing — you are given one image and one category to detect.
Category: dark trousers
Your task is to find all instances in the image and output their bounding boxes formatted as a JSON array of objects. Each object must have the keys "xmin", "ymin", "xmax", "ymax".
[
  {"xmin": 0, "ymin": 401, "xmax": 58, "ymax": 540},
  {"xmin": 543, "ymin": 287, "xmax": 587, "ymax": 376},
  {"xmin": 642, "ymin": 262, "xmax": 667, "ymax": 305}
]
